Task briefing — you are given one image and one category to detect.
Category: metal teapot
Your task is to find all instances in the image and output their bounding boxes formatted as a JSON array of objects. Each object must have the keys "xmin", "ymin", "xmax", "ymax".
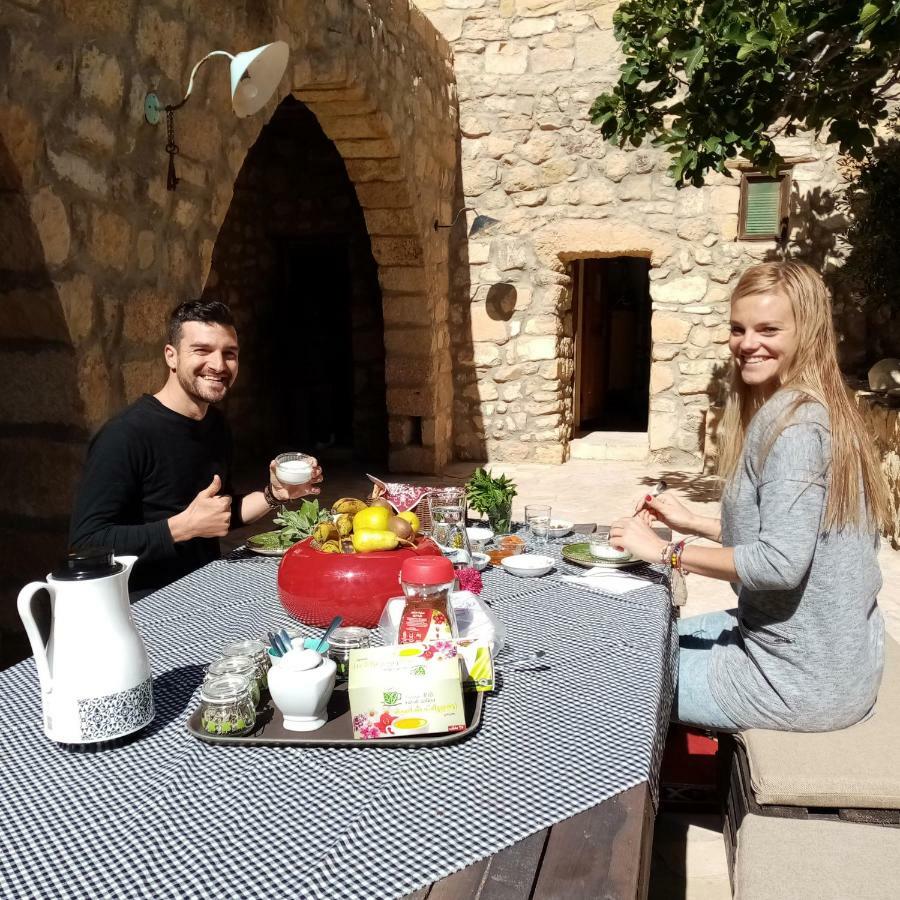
[{"xmin": 17, "ymin": 548, "xmax": 154, "ymax": 744}]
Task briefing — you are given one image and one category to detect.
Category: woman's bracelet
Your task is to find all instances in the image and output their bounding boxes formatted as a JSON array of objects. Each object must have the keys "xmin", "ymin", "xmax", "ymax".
[
  {"xmin": 660, "ymin": 539, "xmax": 686, "ymax": 572},
  {"xmin": 263, "ymin": 483, "xmax": 281, "ymax": 509}
]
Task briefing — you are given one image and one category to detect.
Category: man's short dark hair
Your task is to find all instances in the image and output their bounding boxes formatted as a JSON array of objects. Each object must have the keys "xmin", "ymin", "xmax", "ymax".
[{"xmin": 167, "ymin": 299, "xmax": 235, "ymax": 346}]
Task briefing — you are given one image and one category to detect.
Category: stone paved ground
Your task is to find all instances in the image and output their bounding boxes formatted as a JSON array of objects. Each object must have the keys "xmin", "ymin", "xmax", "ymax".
[{"xmin": 237, "ymin": 456, "xmax": 898, "ymax": 900}]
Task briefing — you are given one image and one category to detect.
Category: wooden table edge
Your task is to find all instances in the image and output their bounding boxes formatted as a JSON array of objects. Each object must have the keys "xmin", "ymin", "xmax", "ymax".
[{"xmin": 407, "ymin": 781, "xmax": 654, "ymax": 900}]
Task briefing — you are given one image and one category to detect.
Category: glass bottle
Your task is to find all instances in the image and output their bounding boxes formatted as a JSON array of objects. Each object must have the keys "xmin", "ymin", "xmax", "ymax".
[
  {"xmin": 327, "ymin": 626, "xmax": 371, "ymax": 681},
  {"xmin": 221, "ymin": 639, "xmax": 271, "ymax": 690},
  {"xmin": 198, "ymin": 674, "xmax": 256, "ymax": 736},
  {"xmin": 398, "ymin": 556, "xmax": 457, "ymax": 644},
  {"xmin": 206, "ymin": 655, "xmax": 261, "ymax": 707}
]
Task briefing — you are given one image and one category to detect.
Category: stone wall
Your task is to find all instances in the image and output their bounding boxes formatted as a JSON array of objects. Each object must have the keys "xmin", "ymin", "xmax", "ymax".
[
  {"xmin": 0, "ymin": 0, "xmax": 456, "ymax": 646},
  {"xmin": 857, "ymin": 394, "xmax": 900, "ymax": 550},
  {"xmin": 418, "ymin": 0, "xmax": 850, "ymax": 468}
]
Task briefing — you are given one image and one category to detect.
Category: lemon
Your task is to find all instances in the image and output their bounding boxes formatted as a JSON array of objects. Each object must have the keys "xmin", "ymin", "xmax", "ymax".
[
  {"xmin": 353, "ymin": 506, "xmax": 391, "ymax": 532},
  {"xmin": 397, "ymin": 511, "xmax": 420, "ymax": 533}
]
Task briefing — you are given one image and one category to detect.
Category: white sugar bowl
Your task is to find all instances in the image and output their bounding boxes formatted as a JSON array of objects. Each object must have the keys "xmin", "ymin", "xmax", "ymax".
[{"xmin": 267, "ymin": 648, "xmax": 336, "ymax": 731}]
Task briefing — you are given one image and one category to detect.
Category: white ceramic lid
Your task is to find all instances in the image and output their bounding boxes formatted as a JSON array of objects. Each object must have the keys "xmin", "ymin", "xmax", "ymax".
[{"xmin": 280, "ymin": 648, "xmax": 322, "ymax": 671}]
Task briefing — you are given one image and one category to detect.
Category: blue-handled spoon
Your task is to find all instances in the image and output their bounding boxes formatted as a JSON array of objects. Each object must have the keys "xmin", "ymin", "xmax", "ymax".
[{"xmin": 316, "ymin": 616, "xmax": 343, "ymax": 653}]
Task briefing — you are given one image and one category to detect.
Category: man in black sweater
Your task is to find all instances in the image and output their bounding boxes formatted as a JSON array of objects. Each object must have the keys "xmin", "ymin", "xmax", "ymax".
[{"xmin": 70, "ymin": 299, "xmax": 322, "ymax": 596}]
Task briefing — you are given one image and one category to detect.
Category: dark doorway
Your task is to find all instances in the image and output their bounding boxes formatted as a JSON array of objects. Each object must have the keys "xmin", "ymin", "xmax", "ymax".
[
  {"xmin": 272, "ymin": 237, "xmax": 355, "ymax": 457},
  {"xmin": 573, "ymin": 257, "xmax": 651, "ymax": 432}
]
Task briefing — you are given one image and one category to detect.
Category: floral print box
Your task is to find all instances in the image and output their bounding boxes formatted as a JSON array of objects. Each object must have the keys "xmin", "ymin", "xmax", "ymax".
[{"xmin": 348, "ymin": 643, "xmax": 466, "ymax": 740}]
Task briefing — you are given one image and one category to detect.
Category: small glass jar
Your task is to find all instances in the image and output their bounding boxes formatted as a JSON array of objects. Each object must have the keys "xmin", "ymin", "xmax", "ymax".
[
  {"xmin": 222, "ymin": 639, "xmax": 271, "ymax": 690},
  {"xmin": 199, "ymin": 674, "xmax": 256, "ymax": 736},
  {"xmin": 206, "ymin": 655, "xmax": 261, "ymax": 707},
  {"xmin": 327, "ymin": 626, "xmax": 370, "ymax": 680}
]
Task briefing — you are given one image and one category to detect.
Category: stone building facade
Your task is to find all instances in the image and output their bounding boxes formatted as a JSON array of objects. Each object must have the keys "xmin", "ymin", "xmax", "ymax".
[
  {"xmin": 416, "ymin": 0, "xmax": 848, "ymax": 469},
  {"xmin": 0, "ymin": 0, "xmax": 890, "ymax": 647}
]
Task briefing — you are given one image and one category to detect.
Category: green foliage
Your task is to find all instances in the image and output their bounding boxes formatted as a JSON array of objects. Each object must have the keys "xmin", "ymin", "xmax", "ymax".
[
  {"xmin": 465, "ymin": 467, "xmax": 518, "ymax": 515},
  {"xmin": 248, "ymin": 500, "xmax": 331, "ymax": 550},
  {"xmin": 591, "ymin": 1, "xmax": 900, "ymax": 186}
]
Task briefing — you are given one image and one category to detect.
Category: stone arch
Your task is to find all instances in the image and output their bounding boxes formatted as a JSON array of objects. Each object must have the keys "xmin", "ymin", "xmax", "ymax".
[{"xmin": 202, "ymin": 3, "xmax": 458, "ymax": 473}]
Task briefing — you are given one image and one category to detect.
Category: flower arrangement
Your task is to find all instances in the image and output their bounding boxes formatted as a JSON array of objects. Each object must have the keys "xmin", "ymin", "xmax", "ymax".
[{"xmin": 455, "ymin": 567, "xmax": 483, "ymax": 595}]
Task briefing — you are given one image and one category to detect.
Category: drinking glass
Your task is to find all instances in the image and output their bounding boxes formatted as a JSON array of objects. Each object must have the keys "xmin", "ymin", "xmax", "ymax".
[
  {"xmin": 525, "ymin": 504, "xmax": 552, "ymax": 547},
  {"xmin": 429, "ymin": 488, "xmax": 472, "ymax": 564}
]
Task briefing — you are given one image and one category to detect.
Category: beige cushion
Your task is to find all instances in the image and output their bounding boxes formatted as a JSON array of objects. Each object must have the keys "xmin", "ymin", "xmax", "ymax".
[
  {"xmin": 739, "ymin": 635, "xmax": 900, "ymax": 808},
  {"xmin": 735, "ymin": 814, "xmax": 900, "ymax": 900}
]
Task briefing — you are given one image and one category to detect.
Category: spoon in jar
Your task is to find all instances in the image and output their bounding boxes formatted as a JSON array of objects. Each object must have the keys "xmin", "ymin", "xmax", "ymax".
[{"xmin": 316, "ymin": 616, "xmax": 343, "ymax": 653}]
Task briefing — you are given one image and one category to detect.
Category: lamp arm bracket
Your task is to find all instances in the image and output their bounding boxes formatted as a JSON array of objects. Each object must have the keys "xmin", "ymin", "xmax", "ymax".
[
  {"xmin": 434, "ymin": 206, "xmax": 477, "ymax": 230},
  {"xmin": 167, "ymin": 50, "xmax": 235, "ymax": 112}
]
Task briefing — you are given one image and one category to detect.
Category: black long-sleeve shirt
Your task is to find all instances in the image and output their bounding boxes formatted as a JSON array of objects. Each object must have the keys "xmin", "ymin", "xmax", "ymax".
[{"xmin": 70, "ymin": 394, "xmax": 242, "ymax": 594}]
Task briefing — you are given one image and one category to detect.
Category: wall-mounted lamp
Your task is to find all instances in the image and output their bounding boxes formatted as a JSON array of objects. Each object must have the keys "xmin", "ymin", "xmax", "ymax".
[
  {"xmin": 144, "ymin": 41, "xmax": 290, "ymax": 190},
  {"xmin": 434, "ymin": 207, "xmax": 500, "ymax": 238}
]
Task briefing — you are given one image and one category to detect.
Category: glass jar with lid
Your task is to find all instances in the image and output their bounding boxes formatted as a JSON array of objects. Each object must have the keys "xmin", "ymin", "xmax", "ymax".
[
  {"xmin": 327, "ymin": 626, "xmax": 371, "ymax": 680},
  {"xmin": 221, "ymin": 639, "xmax": 271, "ymax": 690},
  {"xmin": 198, "ymin": 674, "xmax": 256, "ymax": 736},
  {"xmin": 206, "ymin": 655, "xmax": 260, "ymax": 707}
]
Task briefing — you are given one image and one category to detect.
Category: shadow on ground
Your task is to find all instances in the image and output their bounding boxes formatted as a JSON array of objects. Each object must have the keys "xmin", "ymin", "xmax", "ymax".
[{"xmin": 639, "ymin": 473, "xmax": 723, "ymax": 505}]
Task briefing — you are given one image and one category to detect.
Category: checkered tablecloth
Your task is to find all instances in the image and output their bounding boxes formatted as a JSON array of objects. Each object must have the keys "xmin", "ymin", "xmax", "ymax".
[{"xmin": 0, "ymin": 539, "xmax": 677, "ymax": 900}]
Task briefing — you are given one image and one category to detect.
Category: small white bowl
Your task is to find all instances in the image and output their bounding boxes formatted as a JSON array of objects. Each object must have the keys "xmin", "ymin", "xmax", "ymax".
[
  {"xmin": 501, "ymin": 554, "xmax": 555, "ymax": 578},
  {"xmin": 547, "ymin": 519, "xmax": 573, "ymax": 538},
  {"xmin": 471, "ymin": 552, "xmax": 490, "ymax": 571}
]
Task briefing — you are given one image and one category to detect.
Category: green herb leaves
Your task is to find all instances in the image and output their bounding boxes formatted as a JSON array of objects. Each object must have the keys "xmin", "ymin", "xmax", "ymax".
[
  {"xmin": 250, "ymin": 500, "xmax": 331, "ymax": 551},
  {"xmin": 465, "ymin": 467, "xmax": 518, "ymax": 516}
]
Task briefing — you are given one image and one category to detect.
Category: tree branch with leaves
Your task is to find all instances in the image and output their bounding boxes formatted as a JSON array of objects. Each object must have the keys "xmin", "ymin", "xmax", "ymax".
[{"xmin": 591, "ymin": 1, "xmax": 900, "ymax": 187}]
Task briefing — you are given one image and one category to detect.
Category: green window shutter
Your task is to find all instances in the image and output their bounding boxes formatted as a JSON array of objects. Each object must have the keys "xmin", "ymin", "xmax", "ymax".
[{"xmin": 743, "ymin": 178, "xmax": 782, "ymax": 236}]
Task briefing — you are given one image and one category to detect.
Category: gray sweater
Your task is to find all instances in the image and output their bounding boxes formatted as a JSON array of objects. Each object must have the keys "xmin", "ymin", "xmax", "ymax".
[{"xmin": 710, "ymin": 390, "xmax": 884, "ymax": 731}]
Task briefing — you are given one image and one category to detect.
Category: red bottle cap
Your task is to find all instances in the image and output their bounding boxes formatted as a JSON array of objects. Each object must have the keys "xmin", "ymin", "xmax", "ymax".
[{"xmin": 400, "ymin": 555, "xmax": 454, "ymax": 585}]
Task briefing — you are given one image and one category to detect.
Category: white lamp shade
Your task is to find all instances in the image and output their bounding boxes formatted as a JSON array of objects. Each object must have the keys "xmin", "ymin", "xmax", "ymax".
[{"xmin": 229, "ymin": 41, "xmax": 290, "ymax": 118}]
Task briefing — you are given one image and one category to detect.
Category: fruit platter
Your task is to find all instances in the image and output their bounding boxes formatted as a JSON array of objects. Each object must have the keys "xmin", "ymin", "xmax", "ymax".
[{"xmin": 271, "ymin": 496, "xmax": 443, "ymax": 629}]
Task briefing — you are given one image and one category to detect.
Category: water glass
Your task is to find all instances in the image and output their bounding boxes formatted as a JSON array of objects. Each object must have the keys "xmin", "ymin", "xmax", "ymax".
[{"xmin": 525, "ymin": 504, "xmax": 552, "ymax": 546}]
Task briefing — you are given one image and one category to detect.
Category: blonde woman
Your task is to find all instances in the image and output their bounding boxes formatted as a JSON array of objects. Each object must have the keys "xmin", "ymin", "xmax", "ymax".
[{"xmin": 611, "ymin": 262, "xmax": 890, "ymax": 732}]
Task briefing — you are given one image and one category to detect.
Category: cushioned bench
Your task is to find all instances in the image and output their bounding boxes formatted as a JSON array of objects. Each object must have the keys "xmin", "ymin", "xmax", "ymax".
[{"xmin": 723, "ymin": 635, "xmax": 900, "ymax": 898}]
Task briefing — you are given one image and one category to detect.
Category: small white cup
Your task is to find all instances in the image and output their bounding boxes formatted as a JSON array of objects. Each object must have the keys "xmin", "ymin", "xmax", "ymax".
[{"xmin": 275, "ymin": 452, "xmax": 314, "ymax": 485}]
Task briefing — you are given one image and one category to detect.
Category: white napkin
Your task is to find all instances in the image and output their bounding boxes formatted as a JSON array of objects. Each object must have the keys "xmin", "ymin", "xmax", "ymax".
[{"xmin": 560, "ymin": 567, "xmax": 650, "ymax": 595}]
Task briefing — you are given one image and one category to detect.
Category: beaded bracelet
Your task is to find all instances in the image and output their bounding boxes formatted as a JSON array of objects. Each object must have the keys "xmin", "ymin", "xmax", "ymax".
[
  {"xmin": 263, "ymin": 483, "xmax": 281, "ymax": 509},
  {"xmin": 671, "ymin": 539, "xmax": 686, "ymax": 573}
]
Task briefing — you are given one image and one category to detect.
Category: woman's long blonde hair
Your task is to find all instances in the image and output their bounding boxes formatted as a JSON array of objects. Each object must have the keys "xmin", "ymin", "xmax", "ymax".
[{"xmin": 717, "ymin": 261, "xmax": 890, "ymax": 532}]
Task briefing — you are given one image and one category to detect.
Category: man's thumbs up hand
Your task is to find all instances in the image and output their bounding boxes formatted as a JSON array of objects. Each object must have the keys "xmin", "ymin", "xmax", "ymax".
[{"xmin": 168, "ymin": 475, "xmax": 231, "ymax": 542}]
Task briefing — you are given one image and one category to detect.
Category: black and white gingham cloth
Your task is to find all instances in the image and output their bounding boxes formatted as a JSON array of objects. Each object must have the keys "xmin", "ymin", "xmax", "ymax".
[{"xmin": 0, "ymin": 542, "xmax": 676, "ymax": 899}]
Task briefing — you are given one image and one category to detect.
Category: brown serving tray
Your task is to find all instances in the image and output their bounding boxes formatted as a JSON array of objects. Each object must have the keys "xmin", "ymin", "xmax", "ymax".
[{"xmin": 187, "ymin": 683, "xmax": 484, "ymax": 748}]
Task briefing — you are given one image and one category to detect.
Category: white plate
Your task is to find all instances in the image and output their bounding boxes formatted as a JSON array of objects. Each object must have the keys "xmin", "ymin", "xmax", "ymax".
[
  {"xmin": 547, "ymin": 519, "xmax": 573, "ymax": 538},
  {"xmin": 245, "ymin": 544, "xmax": 286, "ymax": 557},
  {"xmin": 501, "ymin": 554, "xmax": 555, "ymax": 577}
]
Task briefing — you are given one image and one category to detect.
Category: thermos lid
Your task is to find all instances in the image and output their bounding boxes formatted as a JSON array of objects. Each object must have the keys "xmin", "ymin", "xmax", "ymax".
[
  {"xmin": 400, "ymin": 555, "xmax": 454, "ymax": 585},
  {"xmin": 52, "ymin": 547, "xmax": 123, "ymax": 581}
]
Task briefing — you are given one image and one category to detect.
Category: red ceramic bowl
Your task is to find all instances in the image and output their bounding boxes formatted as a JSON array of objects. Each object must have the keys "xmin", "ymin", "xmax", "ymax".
[{"xmin": 277, "ymin": 536, "xmax": 442, "ymax": 628}]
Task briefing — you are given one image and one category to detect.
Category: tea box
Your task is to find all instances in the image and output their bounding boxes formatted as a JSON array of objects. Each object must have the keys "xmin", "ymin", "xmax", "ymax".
[{"xmin": 348, "ymin": 643, "xmax": 465, "ymax": 740}]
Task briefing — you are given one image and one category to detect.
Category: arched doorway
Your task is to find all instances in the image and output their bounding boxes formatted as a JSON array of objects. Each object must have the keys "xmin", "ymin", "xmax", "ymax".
[{"xmin": 205, "ymin": 96, "xmax": 388, "ymax": 469}]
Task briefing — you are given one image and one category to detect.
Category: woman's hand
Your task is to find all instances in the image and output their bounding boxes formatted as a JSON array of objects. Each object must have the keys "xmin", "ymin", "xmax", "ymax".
[
  {"xmin": 634, "ymin": 491, "xmax": 696, "ymax": 535},
  {"xmin": 609, "ymin": 516, "xmax": 668, "ymax": 564},
  {"xmin": 269, "ymin": 460, "xmax": 324, "ymax": 502}
]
